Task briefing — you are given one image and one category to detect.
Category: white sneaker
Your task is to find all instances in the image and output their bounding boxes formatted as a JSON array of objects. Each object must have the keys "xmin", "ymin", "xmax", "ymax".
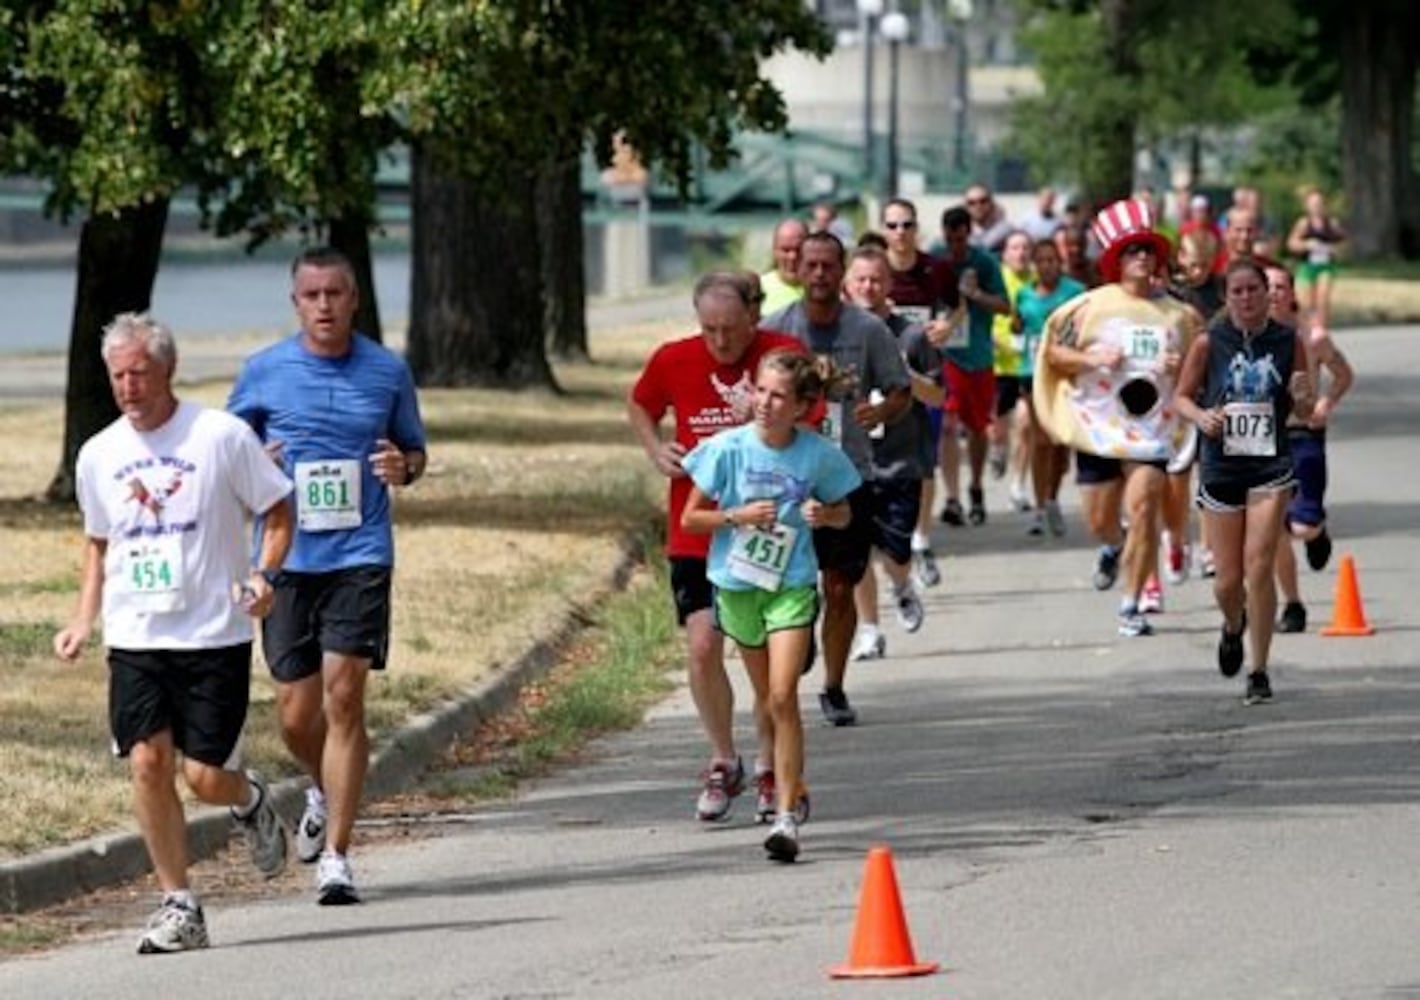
[
  {"xmin": 1008, "ymin": 481, "xmax": 1032, "ymax": 511},
  {"xmin": 1026, "ymin": 511, "xmax": 1045, "ymax": 537},
  {"xmin": 764, "ymin": 813, "xmax": 800, "ymax": 863},
  {"xmin": 911, "ymin": 548, "xmax": 941, "ymax": 588},
  {"xmin": 893, "ymin": 585, "xmax": 925, "ymax": 633},
  {"xmin": 296, "ymin": 787, "xmax": 328, "ymax": 864},
  {"xmin": 138, "ymin": 896, "xmax": 209, "ymax": 954},
  {"xmin": 316, "ymin": 852, "xmax": 360, "ymax": 906},
  {"xmin": 850, "ymin": 628, "xmax": 886, "ymax": 661}
]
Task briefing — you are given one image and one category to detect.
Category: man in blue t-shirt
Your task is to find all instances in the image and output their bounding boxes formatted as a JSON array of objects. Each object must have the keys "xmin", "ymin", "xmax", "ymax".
[{"xmin": 228, "ymin": 247, "xmax": 427, "ymax": 906}]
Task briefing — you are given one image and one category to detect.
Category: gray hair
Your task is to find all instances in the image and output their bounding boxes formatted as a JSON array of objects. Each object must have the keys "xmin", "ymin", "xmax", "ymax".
[
  {"xmin": 100, "ymin": 312, "xmax": 177, "ymax": 371},
  {"xmin": 692, "ymin": 271, "xmax": 752, "ymax": 310}
]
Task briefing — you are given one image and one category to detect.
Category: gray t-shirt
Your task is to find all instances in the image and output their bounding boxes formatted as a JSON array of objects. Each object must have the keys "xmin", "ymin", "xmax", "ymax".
[
  {"xmin": 764, "ymin": 302, "xmax": 911, "ymax": 478},
  {"xmin": 875, "ymin": 313, "xmax": 942, "ymax": 480}
]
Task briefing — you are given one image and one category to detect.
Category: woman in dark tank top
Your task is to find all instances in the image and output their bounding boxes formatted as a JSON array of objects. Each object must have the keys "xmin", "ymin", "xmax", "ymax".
[{"xmin": 1173, "ymin": 258, "xmax": 1314, "ymax": 707}]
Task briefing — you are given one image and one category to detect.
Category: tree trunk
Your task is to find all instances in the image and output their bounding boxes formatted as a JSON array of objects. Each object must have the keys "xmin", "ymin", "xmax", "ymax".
[
  {"xmin": 1084, "ymin": 0, "xmax": 1140, "ymax": 209},
  {"xmin": 539, "ymin": 156, "xmax": 589, "ymax": 361},
  {"xmin": 1338, "ymin": 4, "xmax": 1416, "ymax": 258},
  {"xmin": 407, "ymin": 145, "xmax": 558, "ymax": 389},
  {"xmin": 329, "ymin": 212, "xmax": 383, "ymax": 343},
  {"xmin": 46, "ymin": 199, "xmax": 169, "ymax": 503}
]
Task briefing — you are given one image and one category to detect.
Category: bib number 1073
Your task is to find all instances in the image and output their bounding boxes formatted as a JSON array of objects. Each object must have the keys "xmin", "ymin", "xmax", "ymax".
[{"xmin": 1222, "ymin": 402, "xmax": 1276, "ymax": 457}]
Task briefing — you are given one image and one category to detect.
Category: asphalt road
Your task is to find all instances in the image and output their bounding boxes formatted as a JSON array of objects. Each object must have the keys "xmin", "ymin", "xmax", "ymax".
[{"xmin": 2, "ymin": 325, "xmax": 1417, "ymax": 999}]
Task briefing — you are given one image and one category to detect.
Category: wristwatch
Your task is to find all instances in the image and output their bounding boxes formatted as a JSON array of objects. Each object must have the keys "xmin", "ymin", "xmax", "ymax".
[{"xmin": 252, "ymin": 567, "xmax": 281, "ymax": 586}]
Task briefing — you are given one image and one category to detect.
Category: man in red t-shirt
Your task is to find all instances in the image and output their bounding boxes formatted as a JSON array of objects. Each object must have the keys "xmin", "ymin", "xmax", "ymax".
[{"xmin": 628, "ymin": 272, "xmax": 807, "ymax": 824}]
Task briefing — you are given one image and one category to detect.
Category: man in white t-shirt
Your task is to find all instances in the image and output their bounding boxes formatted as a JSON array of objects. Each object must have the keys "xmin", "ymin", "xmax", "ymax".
[{"xmin": 53, "ymin": 313, "xmax": 295, "ymax": 954}]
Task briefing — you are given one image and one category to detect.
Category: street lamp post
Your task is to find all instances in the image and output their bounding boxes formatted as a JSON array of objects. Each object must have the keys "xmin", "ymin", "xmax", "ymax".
[
  {"xmin": 857, "ymin": 0, "xmax": 883, "ymax": 192},
  {"xmin": 880, "ymin": 10, "xmax": 910, "ymax": 201},
  {"xmin": 948, "ymin": 0, "xmax": 973, "ymax": 175}
]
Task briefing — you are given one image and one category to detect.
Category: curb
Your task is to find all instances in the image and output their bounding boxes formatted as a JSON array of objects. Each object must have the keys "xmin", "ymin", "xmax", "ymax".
[{"xmin": 0, "ymin": 533, "xmax": 647, "ymax": 915}]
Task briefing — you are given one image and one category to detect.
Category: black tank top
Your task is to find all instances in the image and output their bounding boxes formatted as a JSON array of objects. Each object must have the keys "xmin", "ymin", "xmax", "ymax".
[{"xmin": 1197, "ymin": 316, "xmax": 1297, "ymax": 485}]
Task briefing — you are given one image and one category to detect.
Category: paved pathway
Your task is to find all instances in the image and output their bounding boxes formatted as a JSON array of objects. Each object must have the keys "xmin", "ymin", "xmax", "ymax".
[{"xmin": 2, "ymin": 326, "xmax": 1416, "ymax": 999}]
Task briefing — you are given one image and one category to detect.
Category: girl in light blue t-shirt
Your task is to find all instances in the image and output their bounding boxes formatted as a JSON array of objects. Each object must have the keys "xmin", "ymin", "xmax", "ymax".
[{"xmin": 681, "ymin": 350, "xmax": 860, "ymax": 863}]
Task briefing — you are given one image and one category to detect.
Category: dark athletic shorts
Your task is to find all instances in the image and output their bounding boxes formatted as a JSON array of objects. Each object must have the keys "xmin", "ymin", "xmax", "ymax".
[
  {"xmin": 108, "ymin": 643, "xmax": 252, "ymax": 768},
  {"xmin": 812, "ymin": 485, "xmax": 873, "ymax": 585},
  {"xmin": 669, "ymin": 556, "xmax": 714, "ymax": 625},
  {"xmin": 1075, "ymin": 450, "xmax": 1168, "ymax": 486},
  {"xmin": 1286, "ymin": 428, "xmax": 1327, "ymax": 528},
  {"xmin": 995, "ymin": 375, "xmax": 1023, "ymax": 417},
  {"xmin": 263, "ymin": 566, "xmax": 392, "ymax": 683},
  {"xmin": 1197, "ymin": 470, "xmax": 1295, "ymax": 514},
  {"xmin": 868, "ymin": 478, "xmax": 922, "ymax": 565}
]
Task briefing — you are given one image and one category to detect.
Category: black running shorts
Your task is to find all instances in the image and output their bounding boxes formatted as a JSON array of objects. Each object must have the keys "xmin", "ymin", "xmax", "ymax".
[
  {"xmin": 669, "ymin": 556, "xmax": 714, "ymax": 625},
  {"xmin": 811, "ymin": 485, "xmax": 873, "ymax": 585},
  {"xmin": 108, "ymin": 644, "xmax": 252, "ymax": 768},
  {"xmin": 262, "ymin": 566, "xmax": 392, "ymax": 683}
]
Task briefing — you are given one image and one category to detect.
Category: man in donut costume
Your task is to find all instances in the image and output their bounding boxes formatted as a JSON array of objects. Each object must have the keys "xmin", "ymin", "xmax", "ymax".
[{"xmin": 1034, "ymin": 199, "xmax": 1203, "ymax": 637}]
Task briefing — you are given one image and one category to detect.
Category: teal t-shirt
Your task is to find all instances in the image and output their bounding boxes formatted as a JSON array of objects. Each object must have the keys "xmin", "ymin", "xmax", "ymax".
[
  {"xmin": 682, "ymin": 424, "xmax": 861, "ymax": 592},
  {"xmin": 1016, "ymin": 276, "xmax": 1086, "ymax": 377},
  {"xmin": 946, "ymin": 247, "xmax": 1005, "ymax": 372}
]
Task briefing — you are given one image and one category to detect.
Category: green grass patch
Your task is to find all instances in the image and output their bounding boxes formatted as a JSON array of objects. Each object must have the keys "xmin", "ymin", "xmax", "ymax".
[{"xmin": 0, "ymin": 623, "xmax": 58, "ymax": 659}]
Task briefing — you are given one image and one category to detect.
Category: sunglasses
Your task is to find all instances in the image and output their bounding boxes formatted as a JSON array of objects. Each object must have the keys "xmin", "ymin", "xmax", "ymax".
[
  {"xmin": 1120, "ymin": 242, "xmax": 1156, "ymax": 257},
  {"xmin": 883, "ymin": 220, "xmax": 917, "ymax": 231},
  {"xmin": 965, "ymin": 197, "xmax": 990, "ymax": 207}
]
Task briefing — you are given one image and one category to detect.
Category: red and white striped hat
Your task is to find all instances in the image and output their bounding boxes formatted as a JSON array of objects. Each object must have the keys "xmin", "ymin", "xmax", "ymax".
[{"xmin": 1091, "ymin": 198, "xmax": 1173, "ymax": 283}]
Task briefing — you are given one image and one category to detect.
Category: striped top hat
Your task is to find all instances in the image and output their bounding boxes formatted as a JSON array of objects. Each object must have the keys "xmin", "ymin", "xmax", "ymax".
[{"xmin": 1092, "ymin": 198, "xmax": 1173, "ymax": 283}]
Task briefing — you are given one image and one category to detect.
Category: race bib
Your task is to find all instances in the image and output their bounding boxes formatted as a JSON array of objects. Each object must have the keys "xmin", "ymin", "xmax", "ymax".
[
  {"xmin": 1307, "ymin": 242, "xmax": 1332, "ymax": 266},
  {"xmin": 1123, "ymin": 326, "xmax": 1163, "ymax": 366},
  {"xmin": 295, "ymin": 459, "xmax": 362, "ymax": 532},
  {"xmin": 819, "ymin": 402, "xmax": 845, "ymax": 447},
  {"xmin": 1222, "ymin": 401, "xmax": 1276, "ymax": 457},
  {"xmin": 896, "ymin": 305, "xmax": 932, "ymax": 326},
  {"xmin": 942, "ymin": 309, "xmax": 970, "ymax": 350},
  {"xmin": 117, "ymin": 534, "xmax": 185, "ymax": 611},
  {"xmin": 727, "ymin": 523, "xmax": 799, "ymax": 592}
]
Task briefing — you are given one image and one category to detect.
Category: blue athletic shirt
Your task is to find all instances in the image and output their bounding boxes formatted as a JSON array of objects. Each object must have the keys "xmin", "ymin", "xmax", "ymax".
[
  {"xmin": 682, "ymin": 424, "xmax": 862, "ymax": 592},
  {"xmin": 228, "ymin": 333, "xmax": 426, "ymax": 572}
]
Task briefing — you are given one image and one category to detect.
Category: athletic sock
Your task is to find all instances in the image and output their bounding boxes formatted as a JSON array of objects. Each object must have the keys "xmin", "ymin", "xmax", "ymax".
[
  {"xmin": 232, "ymin": 778, "xmax": 262, "ymax": 819},
  {"xmin": 910, "ymin": 530, "xmax": 931, "ymax": 552}
]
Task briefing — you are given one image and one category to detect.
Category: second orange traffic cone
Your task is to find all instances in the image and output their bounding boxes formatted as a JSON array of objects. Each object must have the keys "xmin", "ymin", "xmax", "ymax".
[
  {"xmin": 828, "ymin": 846, "xmax": 939, "ymax": 979},
  {"xmin": 1321, "ymin": 553, "xmax": 1375, "ymax": 637}
]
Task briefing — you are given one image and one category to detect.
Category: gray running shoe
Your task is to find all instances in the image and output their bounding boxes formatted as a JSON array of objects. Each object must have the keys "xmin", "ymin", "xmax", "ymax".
[
  {"xmin": 1117, "ymin": 611, "xmax": 1153, "ymax": 638},
  {"xmin": 1045, "ymin": 500, "xmax": 1066, "ymax": 537},
  {"xmin": 235, "ymin": 771, "xmax": 288, "ymax": 879},
  {"xmin": 316, "ymin": 852, "xmax": 361, "ymax": 906},
  {"xmin": 138, "ymin": 897, "xmax": 209, "ymax": 954},
  {"xmin": 893, "ymin": 586, "xmax": 925, "ymax": 633},
  {"xmin": 911, "ymin": 548, "xmax": 941, "ymax": 588},
  {"xmin": 764, "ymin": 814, "xmax": 800, "ymax": 863},
  {"xmin": 296, "ymin": 787, "xmax": 328, "ymax": 864}
]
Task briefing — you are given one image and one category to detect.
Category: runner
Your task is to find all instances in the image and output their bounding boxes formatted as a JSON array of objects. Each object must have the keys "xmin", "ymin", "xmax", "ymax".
[
  {"xmin": 990, "ymin": 230, "xmax": 1036, "ymax": 511},
  {"xmin": 628, "ymin": 272, "xmax": 809, "ymax": 822},
  {"xmin": 1285, "ymin": 188, "xmax": 1347, "ymax": 334},
  {"xmin": 1015, "ymin": 237, "xmax": 1085, "ymax": 537},
  {"xmin": 841, "ymin": 245, "xmax": 945, "ymax": 661},
  {"xmin": 765, "ymin": 232, "xmax": 913, "ymax": 726},
  {"xmin": 1266, "ymin": 263, "xmax": 1353, "ymax": 633},
  {"xmin": 228, "ymin": 246, "xmax": 428, "ymax": 905},
  {"xmin": 937, "ymin": 206, "xmax": 1010, "ymax": 527},
  {"xmin": 1035, "ymin": 199, "xmax": 1199, "ymax": 637},
  {"xmin": 880, "ymin": 197, "xmax": 960, "ymax": 589},
  {"xmin": 681, "ymin": 349, "xmax": 861, "ymax": 862},
  {"xmin": 760, "ymin": 218, "xmax": 808, "ymax": 316},
  {"xmin": 54, "ymin": 312, "xmax": 294, "ymax": 953},
  {"xmin": 1173, "ymin": 258, "xmax": 1313, "ymax": 703}
]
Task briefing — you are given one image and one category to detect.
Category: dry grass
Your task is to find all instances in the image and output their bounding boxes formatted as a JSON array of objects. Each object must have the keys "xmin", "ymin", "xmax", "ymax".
[
  {"xmin": 0, "ymin": 319, "xmax": 680, "ymax": 859},
  {"xmin": 1331, "ymin": 277, "xmax": 1420, "ymax": 326}
]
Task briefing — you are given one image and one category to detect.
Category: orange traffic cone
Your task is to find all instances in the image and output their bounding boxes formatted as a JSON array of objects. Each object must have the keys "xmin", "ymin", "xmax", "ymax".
[
  {"xmin": 828, "ymin": 846, "xmax": 939, "ymax": 979},
  {"xmin": 1321, "ymin": 553, "xmax": 1375, "ymax": 637}
]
